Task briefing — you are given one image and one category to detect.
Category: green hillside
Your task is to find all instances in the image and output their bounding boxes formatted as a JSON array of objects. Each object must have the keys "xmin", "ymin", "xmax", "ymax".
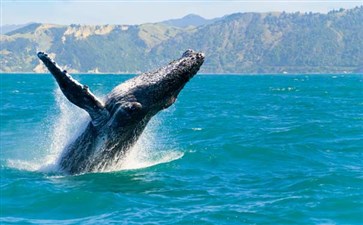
[{"xmin": 1, "ymin": 7, "xmax": 362, "ymax": 74}]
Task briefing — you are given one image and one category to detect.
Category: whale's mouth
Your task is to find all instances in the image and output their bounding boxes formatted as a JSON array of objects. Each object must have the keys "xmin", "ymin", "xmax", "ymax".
[{"xmin": 182, "ymin": 49, "xmax": 205, "ymax": 59}]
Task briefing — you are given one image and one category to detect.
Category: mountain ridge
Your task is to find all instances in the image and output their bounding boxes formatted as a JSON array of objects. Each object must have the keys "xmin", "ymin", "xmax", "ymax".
[
  {"xmin": 160, "ymin": 14, "xmax": 219, "ymax": 28},
  {"xmin": 1, "ymin": 7, "xmax": 362, "ymax": 74}
]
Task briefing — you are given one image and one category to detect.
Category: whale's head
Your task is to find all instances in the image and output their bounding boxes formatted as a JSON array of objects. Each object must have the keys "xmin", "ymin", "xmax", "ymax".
[
  {"xmin": 106, "ymin": 50, "xmax": 204, "ymax": 129},
  {"xmin": 139, "ymin": 49, "xmax": 205, "ymax": 112}
]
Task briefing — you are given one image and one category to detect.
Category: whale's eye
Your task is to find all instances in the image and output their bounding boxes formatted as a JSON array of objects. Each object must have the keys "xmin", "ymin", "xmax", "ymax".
[{"xmin": 124, "ymin": 102, "xmax": 142, "ymax": 113}]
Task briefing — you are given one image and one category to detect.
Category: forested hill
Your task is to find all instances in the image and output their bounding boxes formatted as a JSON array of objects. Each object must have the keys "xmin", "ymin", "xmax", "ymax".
[{"xmin": 1, "ymin": 7, "xmax": 362, "ymax": 74}]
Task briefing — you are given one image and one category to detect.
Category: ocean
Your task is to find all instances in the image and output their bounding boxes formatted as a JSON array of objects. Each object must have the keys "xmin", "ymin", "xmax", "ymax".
[{"xmin": 1, "ymin": 74, "xmax": 362, "ymax": 224}]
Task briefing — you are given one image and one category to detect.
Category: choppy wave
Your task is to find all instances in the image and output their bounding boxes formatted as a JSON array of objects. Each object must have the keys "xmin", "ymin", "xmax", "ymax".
[{"xmin": 2, "ymin": 74, "xmax": 362, "ymax": 224}]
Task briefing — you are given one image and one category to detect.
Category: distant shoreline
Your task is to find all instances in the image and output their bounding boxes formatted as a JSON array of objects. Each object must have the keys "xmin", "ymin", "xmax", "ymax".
[{"xmin": 2, "ymin": 7, "xmax": 362, "ymax": 77}]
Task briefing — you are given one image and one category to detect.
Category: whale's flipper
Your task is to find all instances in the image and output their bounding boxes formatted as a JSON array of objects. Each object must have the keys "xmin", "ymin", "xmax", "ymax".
[{"xmin": 37, "ymin": 52, "xmax": 109, "ymax": 126}]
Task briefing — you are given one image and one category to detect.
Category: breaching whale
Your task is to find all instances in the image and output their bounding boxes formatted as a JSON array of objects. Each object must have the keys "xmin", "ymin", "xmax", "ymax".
[{"xmin": 37, "ymin": 50, "xmax": 204, "ymax": 174}]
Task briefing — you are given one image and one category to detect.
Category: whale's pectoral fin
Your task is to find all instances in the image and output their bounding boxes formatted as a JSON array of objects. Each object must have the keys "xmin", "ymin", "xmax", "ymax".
[{"xmin": 37, "ymin": 52, "xmax": 109, "ymax": 126}]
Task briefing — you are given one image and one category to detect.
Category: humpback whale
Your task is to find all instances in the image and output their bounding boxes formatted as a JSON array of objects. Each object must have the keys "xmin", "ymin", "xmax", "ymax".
[{"xmin": 37, "ymin": 50, "xmax": 204, "ymax": 174}]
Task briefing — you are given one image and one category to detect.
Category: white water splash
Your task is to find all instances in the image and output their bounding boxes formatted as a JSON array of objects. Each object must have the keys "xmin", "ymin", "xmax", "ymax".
[
  {"xmin": 7, "ymin": 88, "xmax": 89, "ymax": 172},
  {"xmin": 104, "ymin": 115, "xmax": 183, "ymax": 172},
  {"xmin": 7, "ymin": 159, "xmax": 43, "ymax": 172},
  {"xmin": 8, "ymin": 86, "xmax": 182, "ymax": 173},
  {"xmin": 44, "ymin": 88, "xmax": 90, "ymax": 171}
]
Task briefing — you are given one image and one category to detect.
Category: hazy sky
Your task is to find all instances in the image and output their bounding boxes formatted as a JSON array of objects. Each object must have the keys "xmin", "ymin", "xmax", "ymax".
[{"xmin": 1, "ymin": 0, "xmax": 362, "ymax": 25}]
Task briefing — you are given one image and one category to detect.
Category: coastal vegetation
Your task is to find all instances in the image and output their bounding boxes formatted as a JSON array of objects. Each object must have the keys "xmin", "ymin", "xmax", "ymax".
[{"xmin": 1, "ymin": 7, "xmax": 362, "ymax": 74}]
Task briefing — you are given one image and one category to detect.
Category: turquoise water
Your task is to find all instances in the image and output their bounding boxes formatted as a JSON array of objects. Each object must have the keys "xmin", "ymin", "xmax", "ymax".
[{"xmin": 1, "ymin": 74, "xmax": 362, "ymax": 224}]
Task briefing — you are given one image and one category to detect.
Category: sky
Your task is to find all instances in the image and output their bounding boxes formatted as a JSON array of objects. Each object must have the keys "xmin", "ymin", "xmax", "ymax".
[{"xmin": 1, "ymin": 0, "xmax": 363, "ymax": 25}]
